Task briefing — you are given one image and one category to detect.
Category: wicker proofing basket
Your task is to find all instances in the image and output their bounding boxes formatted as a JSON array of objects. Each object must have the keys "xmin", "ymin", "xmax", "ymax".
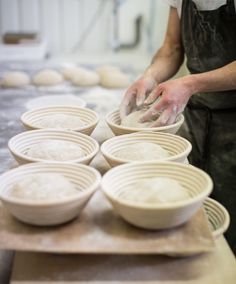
[
  {"xmin": 101, "ymin": 131, "xmax": 192, "ymax": 167},
  {"xmin": 102, "ymin": 161, "xmax": 213, "ymax": 230},
  {"xmin": 8, "ymin": 129, "xmax": 99, "ymax": 165},
  {"xmin": 21, "ymin": 106, "xmax": 99, "ymax": 135},
  {"xmin": 0, "ymin": 162, "xmax": 101, "ymax": 226}
]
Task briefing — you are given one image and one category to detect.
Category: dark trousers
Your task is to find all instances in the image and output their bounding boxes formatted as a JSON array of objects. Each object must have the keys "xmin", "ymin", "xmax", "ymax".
[{"xmin": 178, "ymin": 102, "xmax": 236, "ymax": 254}]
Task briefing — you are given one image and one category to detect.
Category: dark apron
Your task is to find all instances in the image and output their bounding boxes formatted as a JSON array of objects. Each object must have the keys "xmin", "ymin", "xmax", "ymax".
[{"xmin": 180, "ymin": 0, "xmax": 236, "ymax": 253}]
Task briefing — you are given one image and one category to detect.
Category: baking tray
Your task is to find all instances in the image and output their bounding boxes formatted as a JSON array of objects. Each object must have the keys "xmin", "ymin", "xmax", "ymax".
[{"xmin": 0, "ymin": 190, "xmax": 215, "ymax": 256}]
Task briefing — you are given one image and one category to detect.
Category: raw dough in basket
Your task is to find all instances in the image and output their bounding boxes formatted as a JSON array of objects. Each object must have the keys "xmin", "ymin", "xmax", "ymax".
[
  {"xmin": 37, "ymin": 114, "xmax": 85, "ymax": 129},
  {"xmin": 10, "ymin": 173, "xmax": 78, "ymax": 201},
  {"xmin": 32, "ymin": 69, "xmax": 63, "ymax": 86},
  {"xmin": 115, "ymin": 142, "xmax": 170, "ymax": 161},
  {"xmin": 121, "ymin": 109, "xmax": 158, "ymax": 128},
  {"xmin": 123, "ymin": 177, "xmax": 189, "ymax": 204},
  {"xmin": 26, "ymin": 140, "xmax": 84, "ymax": 161},
  {"xmin": 1, "ymin": 71, "xmax": 30, "ymax": 88},
  {"xmin": 70, "ymin": 67, "xmax": 100, "ymax": 87}
]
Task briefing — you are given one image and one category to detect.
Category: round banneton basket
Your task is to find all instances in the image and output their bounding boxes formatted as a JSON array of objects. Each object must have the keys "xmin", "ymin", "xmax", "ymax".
[
  {"xmin": 106, "ymin": 109, "xmax": 184, "ymax": 136},
  {"xmin": 0, "ymin": 162, "xmax": 101, "ymax": 226},
  {"xmin": 21, "ymin": 106, "xmax": 99, "ymax": 135},
  {"xmin": 101, "ymin": 131, "xmax": 192, "ymax": 167},
  {"xmin": 204, "ymin": 197, "xmax": 230, "ymax": 239},
  {"xmin": 102, "ymin": 161, "xmax": 213, "ymax": 230},
  {"xmin": 8, "ymin": 129, "xmax": 99, "ymax": 165}
]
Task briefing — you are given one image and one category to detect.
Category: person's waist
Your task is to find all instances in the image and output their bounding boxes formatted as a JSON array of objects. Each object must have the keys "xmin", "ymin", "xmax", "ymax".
[{"xmin": 189, "ymin": 90, "xmax": 236, "ymax": 110}]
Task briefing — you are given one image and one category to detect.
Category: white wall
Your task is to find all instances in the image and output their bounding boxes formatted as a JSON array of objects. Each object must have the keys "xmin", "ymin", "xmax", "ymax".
[{"xmin": 0, "ymin": 0, "xmax": 171, "ymax": 57}]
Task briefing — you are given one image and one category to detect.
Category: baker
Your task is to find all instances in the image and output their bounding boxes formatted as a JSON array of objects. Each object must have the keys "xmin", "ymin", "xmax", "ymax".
[{"xmin": 120, "ymin": 0, "xmax": 236, "ymax": 254}]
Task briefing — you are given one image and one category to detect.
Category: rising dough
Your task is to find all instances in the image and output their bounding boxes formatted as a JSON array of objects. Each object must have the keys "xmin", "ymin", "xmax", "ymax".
[
  {"xmin": 61, "ymin": 66, "xmax": 84, "ymax": 80},
  {"xmin": 33, "ymin": 69, "xmax": 63, "ymax": 86},
  {"xmin": 99, "ymin": 71, "xmax": 130, "ymax": 89},
  {"xmin": 115, "ymin": 142, "xmax": 169, "ymax": 161},
  {"xmin": 26, "ymin": 140, "xmax": 84, "ymax": 161},
  {"xmin": 123, "ymin": 177, "xmax": 189, "ymax": 204},
  {"xmin": 70, "ymin": 67, "xmax": 100, "ymax": 87},
  {"xmin": 36, "ymin": 114, "xmax": 85, "ymax": 129},
  {"xmin": 96, "ymin": 65, "xmax": 121, "ymax": 76},
  {"xmin": 10, "ymin": 173, "xmax": 78, "ymax": 202},
  {"xmin": 1, "ymin": 71, "xmax": 30, "ymax": 88},
  {"xmin": 121, "ymin": 109, "xmax": 159, "ymax": 128}
]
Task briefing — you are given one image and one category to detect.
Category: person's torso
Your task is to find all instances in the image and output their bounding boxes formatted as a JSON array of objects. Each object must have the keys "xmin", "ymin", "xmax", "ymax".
[{"xmin": 181, "ymin": 0, "xmax": 236, "ymax": 109}]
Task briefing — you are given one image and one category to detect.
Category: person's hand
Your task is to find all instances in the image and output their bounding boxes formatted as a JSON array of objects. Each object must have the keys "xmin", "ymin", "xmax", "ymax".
[
  {"xmin": 120, "ymin": 75, "xmax": 157, "ymax": 119},
  {"xmin": 140, "ymin": 77, "xmax": 193, "ymax": 127}
]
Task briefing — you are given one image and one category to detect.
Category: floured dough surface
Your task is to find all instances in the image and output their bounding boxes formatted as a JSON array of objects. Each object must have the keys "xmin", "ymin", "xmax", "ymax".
[
  {"xmin": 70, "ymin": 67, "xmax": 100, "ymax": 86},
  {"xmin": 2, "ymin": 71, "xmax": 30, "ymax": 88},
  {"xmin": 123, "ymin": 177, "xmax": 189, "ymax": 204},
  {"xmin": 33, "ymin": 69, "xmax": 63, "ymax": 86},
  {"xmin": 26, "ymin": 140, "xmax": 84, "ymax": 161},
  {"xmin": 36, "ymin": 114, "xmax": 85, "ymax": 129},
  {"xmin": 115, "ymin": 142, "xmax": 169, "ymax": 161},
  {"xmin": 121, "ymin": 109, "xmax": 158, "ymax": 128},
  {"xmin": 10, "ymin": 173, "xmax": 78, "ymax": 202}
]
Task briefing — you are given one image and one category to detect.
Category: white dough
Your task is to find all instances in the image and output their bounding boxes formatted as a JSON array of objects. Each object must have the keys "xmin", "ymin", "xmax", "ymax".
[
  {"xmin": 99, "ymin": 71, "xmax": 130, "ymax": 89},
  {"xmin": 26, "ymin": 140, "xmax": 84, "ymax": 161},
  {"xmin": 1, "ymin": 71, "xmax": 30, "ymax": 88},
  {"xmin": 70, "ymin": 67, "xmax": 100, "ymax": 87},
  {"xmin": 33, "ymin": 69, "xmax": 63, "ymax": 86},
  {"xmin": 36, "ymin": 114, "xmax": 85, "ymax": 129},
  {"xmin": 10, "ymin": 173, "xmax": 78, "ymax": 202},
  {"xmin": 61, "ymin": 66, "xmax": 83, "ymax": 80},
  {"xmin": 96, "ymin": 65, "xmax": 121, "ymax": 76},
  {"xmin": 121, "ymin": 109, "xmax": 158, "ymax": 128},
  {"xmin": 115, "ymin": 142, "xmax": 169, "ymax": 161},
  {"xmin": 123, "ymin": 177, "xmax": 189, "ymax": 204}
]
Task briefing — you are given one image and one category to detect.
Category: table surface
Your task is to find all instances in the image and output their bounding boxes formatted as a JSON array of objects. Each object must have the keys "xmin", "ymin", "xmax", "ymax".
[
  {"xmin": 9, "ymin": 237, "xmax": 236, "ymax": 284},
  {"xmin": 0, "ymin": 63, "xmax": 235, "ymax": 283}
]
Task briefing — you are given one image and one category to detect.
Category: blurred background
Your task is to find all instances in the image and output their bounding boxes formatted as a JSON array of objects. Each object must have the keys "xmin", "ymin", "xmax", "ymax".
[{"xmin": 0, "ymin": 0, "xmax": 187, "ymax": 74}]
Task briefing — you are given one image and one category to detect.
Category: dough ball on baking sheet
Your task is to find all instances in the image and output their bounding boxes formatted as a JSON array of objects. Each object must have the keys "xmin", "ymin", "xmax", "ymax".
[
  {"xmin": 36, "ymin": 114, "xmax": 85, "ymax": 129},
  {"xmin": 1, "ymin": 71, "xmax": 30, "ymax": 88},
  {"xmin": 115, "ymin": 142, "xmax": 169, "ymax": 161},
  {"xmin": 61, "ymin": 66, "xmax": 83, "ymax": 80},
  {"xmin": 70, "ymin": 67, "xmax": 100, "ymax": 87},
  {"xmin": 26, "ymin": 140, "xmax": 84, "ymax": 161},
  {"xmin": 10, "ymin": 173, "xmax": 78, "ymax": 202},
  {"xmin": 122, "ymin": 177, "xmax": 189, "ymax": 204},
  {"xmin": 96, "ymin": 65, "xmax": 121, "ymax": 76},
  {"xmin": 99, "ymin": 71, "xmax": 130, "ymax": 89},
  {"xmin": 33, "ymin": 69, "xmax": 63, "ymax": 86}
]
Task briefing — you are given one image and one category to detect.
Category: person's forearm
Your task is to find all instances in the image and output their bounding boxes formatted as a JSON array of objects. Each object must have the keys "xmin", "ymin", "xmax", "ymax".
[
  {"xmin": 144, "ymin": 41, "xmax": 184, "ymax": 84},
  {"xmin": 185, "ymin": 60, "xmax": 236, "ymax": 94}
]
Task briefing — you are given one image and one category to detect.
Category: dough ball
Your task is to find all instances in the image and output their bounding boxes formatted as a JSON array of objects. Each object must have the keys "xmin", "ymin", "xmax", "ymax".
[
  {"xmin": 99, "ymin": 71, "xmax": 130, "ymax": 89},
  {"xmin": 70, "ymin": 67, "xmax": 100, "ymax": 87},
  {"xmin": 96, "ymin": 65, "xmax": 121, "ymax": 76},
  {"xmin": 10, "ymin": 173, "xmax": 78, "ymax": 202},
  {"xmin": 121, "ymin": 109, "xmax": 159, "ymax": 128},
  {"xmin": 115, "ymin": 142, "xmax": 169, "ymax": 161},
  {"xmin": 124, "ymin": 177, "xmax": 189, "ymax": 204},
  {"xmin": 26, "ymin": 140, "xmax": 84, "ymax": 161},
  {"xmin": 37, "ymin": 114, "xmax": 85, "ymax": 129},
  {"xmin": 61, "ymin": 66, "xmax": 83, "ymax": 80},
  {"xmin": 33, "ymin": 69, "xmax": 63, "ymax": 86},
  {"xmin": 1, "ymin": 71, "xmax": 30, "ymax": 88}
]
